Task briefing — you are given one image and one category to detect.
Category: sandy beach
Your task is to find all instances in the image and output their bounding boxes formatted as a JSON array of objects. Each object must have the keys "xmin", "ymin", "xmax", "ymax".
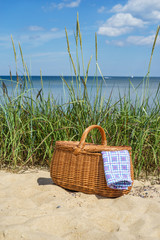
[{"xmin": 0, "ymin": 169, "xmax": 160, "ymax": 240}]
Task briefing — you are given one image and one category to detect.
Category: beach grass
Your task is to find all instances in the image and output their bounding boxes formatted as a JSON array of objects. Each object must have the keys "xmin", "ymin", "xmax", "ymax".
[{"xmin": 0, "ymin": 16, "xmax": 160, "ymax": 178}]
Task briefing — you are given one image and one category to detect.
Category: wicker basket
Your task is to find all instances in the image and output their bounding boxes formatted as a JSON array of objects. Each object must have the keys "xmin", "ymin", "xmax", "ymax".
[{"xmin": 50, "ymin": 125, "xmax": 134, "ymax": 198}]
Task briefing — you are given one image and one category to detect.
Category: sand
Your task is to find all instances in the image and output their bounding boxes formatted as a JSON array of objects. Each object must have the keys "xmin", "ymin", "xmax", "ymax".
[{"xmin": 0, "ymin": 169, "xmax": 160, "ymax": 240}]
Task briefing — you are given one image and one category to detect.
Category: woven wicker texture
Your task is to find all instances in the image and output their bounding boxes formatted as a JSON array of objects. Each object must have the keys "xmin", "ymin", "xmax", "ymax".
[{"xmin": 50, "ymin": 125, "xmax": 134, "ymax": 198}]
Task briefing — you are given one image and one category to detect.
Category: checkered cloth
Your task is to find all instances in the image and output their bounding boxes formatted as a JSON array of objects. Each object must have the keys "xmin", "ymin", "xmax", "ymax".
[{"xmin": 101, "ymin": 150, "xmax": 132, "ymax": 190}]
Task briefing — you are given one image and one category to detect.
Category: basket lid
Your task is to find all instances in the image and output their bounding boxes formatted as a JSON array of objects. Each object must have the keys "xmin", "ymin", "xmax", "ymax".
[
  {"xmin": 55, "ymin": 126, "xmax": 131, "ymax": 154},
  {"xmin": 55, "ymin": 141, "xmax": 132, "ymax": 154}
]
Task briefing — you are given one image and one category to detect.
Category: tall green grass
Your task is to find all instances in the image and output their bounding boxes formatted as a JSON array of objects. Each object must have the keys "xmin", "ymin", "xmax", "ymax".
[{"xmin": 0, "ymin": 15, "xmax": 160, "ymax": 178}]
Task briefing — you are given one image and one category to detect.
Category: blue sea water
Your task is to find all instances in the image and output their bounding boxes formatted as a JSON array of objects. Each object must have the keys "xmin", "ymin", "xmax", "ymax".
[{"xmin": 0, "ymin": 75, "xmax": 160, "ymax": 106}]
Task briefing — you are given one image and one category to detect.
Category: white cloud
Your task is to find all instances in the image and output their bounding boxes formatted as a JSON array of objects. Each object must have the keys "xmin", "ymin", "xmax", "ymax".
[
  {"xmin": 28, "ymin": 26, "xmax": 44, "ymax": 31},
  {"xmin": 42, "ymin": 0, "xmax": 81, "ymax": 10},
  {"xmin": 106, "ymin": 34, "xmax": 160, "ymax": 46},
  {"xmin": 0, "ymin": 36, "xmax": 10, "ymax": 42},
  {"xmin": 98, "ymin": 26, "xmax": 132, "ymax": 37},
  {"xmin": 113, "ymin": 41, "xmax": 125, "ymax": 47},
  {"xmin": 111, "ymin": 4, "xmax": 123, "ymax": 13},
  {"xmin": 66, "ymin": 0, "xmax": 81, "ymax": 8},
  {"xmin": 98, "ymin": 0, "xmax": 160, "ymax": 45},
  {"xmin": 51, "ymin": 28, "xmax": 58, "ymax": 32},
  {"xmin": 29, "ymin": 51, "xmax": 67, "ymax": 58},
  {"xmin": 0, "ymin": 36, "xmax": 11, "ymax": 48},
  {"xmin": 127, "ymin": 35, "xmax": 160, "ymax": 45},
  {"xmin": 148, "ymin": 10, "xmax": 160, "ymax": 20},
  {"xmin": 19, "ymin": 30, "xmax": 66, "ymax": 47},
  {"xmin": 107, "ymin": 13, "xmax": 145, "ymax": 27},
  {"xmin": 103, "ymin": 33, "xmax": 160, "ymax": 47},
  {"xmin": 98, "ymin": 13, "xmax": 146, "ymax": 37},
  {"xmin": 111, "ymin": 0, "xmax": 160, "ymax": 21},
  {"xmin": 105, "ymin": 40, "xmax": 125, "ymax": 46},
  {"xmin": 98, "ymin": 6, "xmax": 106, "ymax": 13}
]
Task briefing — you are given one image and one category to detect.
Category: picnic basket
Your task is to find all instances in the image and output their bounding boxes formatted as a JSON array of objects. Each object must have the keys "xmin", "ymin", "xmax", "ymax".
[{"xmin": 50, "ymin": 125, "xmax": 134, "ymax": 198}]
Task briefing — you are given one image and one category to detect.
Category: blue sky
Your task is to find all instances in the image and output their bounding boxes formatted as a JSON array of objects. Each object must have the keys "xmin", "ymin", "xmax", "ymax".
[{"xmin": 0, "ymin": 0, "xmax": 160, "ymax": 76}]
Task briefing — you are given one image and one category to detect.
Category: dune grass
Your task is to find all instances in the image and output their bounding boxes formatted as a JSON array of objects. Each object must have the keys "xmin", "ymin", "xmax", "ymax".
[{"xmin": 0, "ymin": 15, "xmax": 160, "ymax": 178}]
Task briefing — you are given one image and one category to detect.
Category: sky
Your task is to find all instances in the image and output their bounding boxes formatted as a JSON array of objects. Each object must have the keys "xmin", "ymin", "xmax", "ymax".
[{"xmin": 0, "ymin": 0, "xmax": 160, "ymax": 76}]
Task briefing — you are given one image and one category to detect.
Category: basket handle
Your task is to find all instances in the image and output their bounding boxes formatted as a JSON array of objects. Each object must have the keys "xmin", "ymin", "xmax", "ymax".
[{"xmin": 73, "ymin": 125, "xmax": 107, "ymax": 155}]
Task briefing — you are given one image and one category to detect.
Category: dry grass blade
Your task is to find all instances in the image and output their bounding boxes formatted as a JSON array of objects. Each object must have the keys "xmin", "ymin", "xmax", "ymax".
[
  {"xmin": 85, "ymin": 55, "xmax": 92, "ymax": 84},
  {"xmin": 95, "ymin": 33, "xmax": 97, "ymax": 62},
  {"xmin": 9, "ymin": 70, "xmax": 12, "ymax": 81},
  {"xmin": 147, "ymin": 25, "xmax": 160, "ymax": 76},
  {"xmin": 36, "ymin": 89, "xmax": 42, "ymax": 99},
  {"xmin": 80, "ymin": 77, "xmax": 86, "ymax": 88},
  {"xmin": 2, "ymin": 81, "xmax": 11, "ymax": 103},
  {"xmin": 19, "ymin": 42, "xmax": 25, "ymax": 71},
  {"xmin": 76, "ymin": 13, "xmax": 79, "ymax": 46},
  {"xmin": 65, "ymin": 27, "xmax": 77, "ymax": 76},
  {"xmin": 16, "ymin": 71, "xmax": 19, "ymax": 83},
  {"xmin": 77, "ymin": 12, "xmax": 85, "ymax": 77},
  {"xmin": 11, "ymin": 35, "xmax": 17, "ymax": 68},
  {"xmin": 40, "ymin": 69, "xmax": 43, "ymax": 89},
  {"xmin": 2, "ymin": 81, "xmax": 8, "ymax": 96}
]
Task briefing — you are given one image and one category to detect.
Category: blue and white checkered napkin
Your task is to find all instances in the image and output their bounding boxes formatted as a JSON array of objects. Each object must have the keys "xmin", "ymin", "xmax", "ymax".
[{"xmin": 101, "ymin": 150, "xmax": 132, "ymax": 190}]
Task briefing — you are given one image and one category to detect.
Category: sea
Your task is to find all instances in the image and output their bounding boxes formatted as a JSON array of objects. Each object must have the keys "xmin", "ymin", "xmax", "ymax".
[{"xmin": 0, "ymin": 76, "xmax": 160, "ymax": 107}]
